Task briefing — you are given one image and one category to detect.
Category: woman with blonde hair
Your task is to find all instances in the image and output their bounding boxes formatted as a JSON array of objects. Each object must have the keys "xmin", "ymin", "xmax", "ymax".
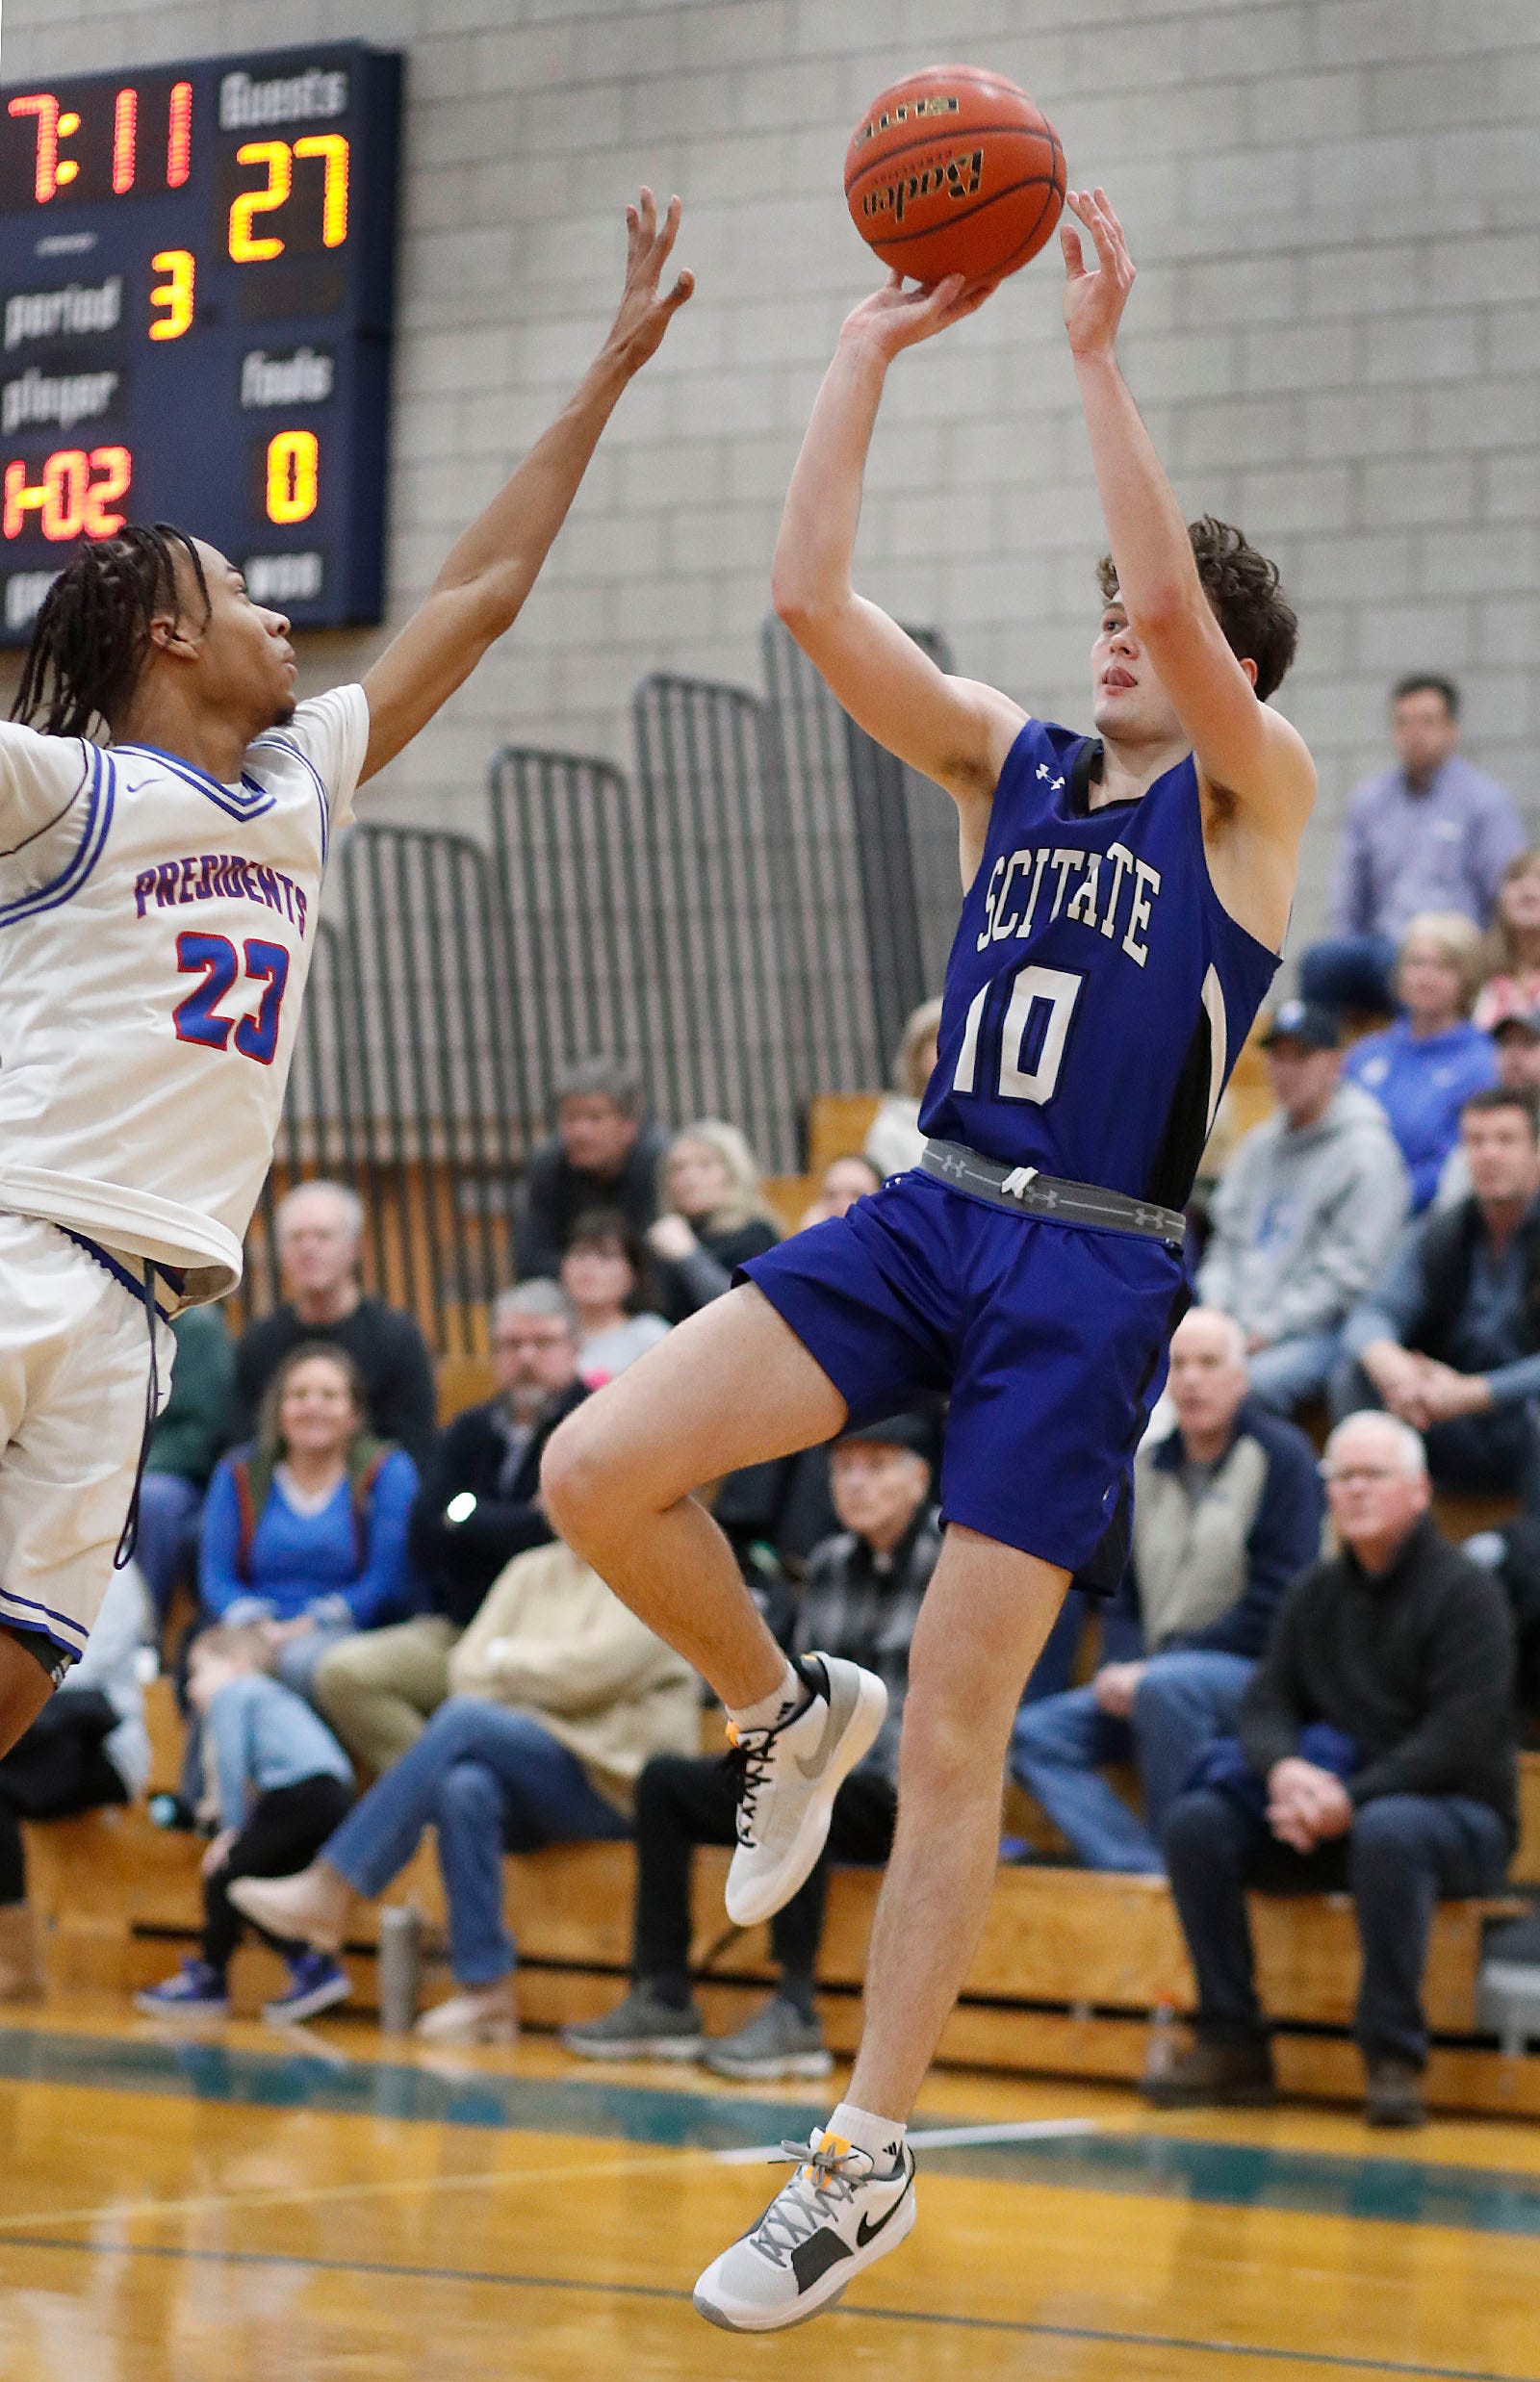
[
  {"xmin": 863, "ymin": 996, "xmax": 942, "ymax": 1181},
  {"xmin": 1343, "ymin": 910, "xmax": 1497, "ymax": 1212},
  {"xmin": 646, "ymin": 1120, "xmax": 782, "ymax": 1322},
  {"xmin": 1475, "ymin": 849, "xmax": 1540, "ymax": 1032}
]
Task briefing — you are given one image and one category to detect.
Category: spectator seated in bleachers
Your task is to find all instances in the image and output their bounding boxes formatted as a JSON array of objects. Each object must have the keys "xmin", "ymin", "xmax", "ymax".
[
  {"xmin": 560, "ymin": 1414, "xmax": 937, "ymax": 2082},
  {"xmin": 199, "ymin": 1345, "xmax": 422, "ymax": 1704},
  {"xmin": 1299, "ymin": 674, "xmax": 1524, "ymax": 1018},
  {"xmin": 645, "ymin": 1119, "xmax": 781, "ymax": 1323},
  {"xmin": 226, "ymin": 1540, "xmax": 699, "ymax": 2045},
  {"xmin": 1436, "ymin": 1006, "xmax": 1540, "ymax": 1204},
  {"xmin": 514, "ymin": 1058, "xmax": 666, "ymax": 1284},
  {"xmin": 136, "ymin": 1626, "xmax": 354, "ymax": 2026},
  {"xmin": 1010, "ymin": 1312, "xmax": 1322, "ymax": 1874},
  {"xmin": 863, "ymin": 995, "xmax": 941, "ymax": 1182},
  {"xmin": 1474, "ymin": 849, "xmax": 1540, "ymax": 1033},
  {"xmin": 560, "ymin": 1208, "xmax": 670, "ymax": 1386},
  {"xmin": 0, "ymin": 1565, "xmax": 151, "ymax": 2002},
  {"xmin": 1334, "ymin": 1087, "xmax": 1540, "ymax": 1508},
  {"xmin": 1197, "ymin": 1002, "xmax": 1409, "ymax": 1417},
  {"xmin": 797, "ymin": 1154, "xmax": 882, "ymax": 1232},
  {"xmin": 1152, "ymin": 1412, "xmax": 1516, "ymax": 2130},
  {"xmin": 233, "ymin": 1181, "xmax": 438, "ymax": 1468},
  {"xmin": 1341, "ymin": 913, "xmax": 1497, "ymax": 1215},
  {"xmin": 315, "ymin": 1284, "xmax": 587, "ymax": 1777},
  {"xmin": 136, "ymin": 1304, "xmax": 235, "ymax": 1626}
]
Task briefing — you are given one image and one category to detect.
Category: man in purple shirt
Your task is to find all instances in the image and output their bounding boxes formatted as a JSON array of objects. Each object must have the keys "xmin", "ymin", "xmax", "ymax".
[{"xmin": 1300, "ymin": 677, "xmax": 1525, "ymax": 1014}]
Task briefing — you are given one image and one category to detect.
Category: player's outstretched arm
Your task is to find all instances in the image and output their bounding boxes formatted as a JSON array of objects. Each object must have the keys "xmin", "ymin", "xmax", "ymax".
[
  {"xmin": 1063, "ymin": 190, "xmax": 1315, "ymax": 847},
  {"xmin": 773, "ymin": 273, "xmax": 1025, "ymax": 868},
  {"xmin": 356, "ymin": 190, "xmax": 693, "ymax": 788}
]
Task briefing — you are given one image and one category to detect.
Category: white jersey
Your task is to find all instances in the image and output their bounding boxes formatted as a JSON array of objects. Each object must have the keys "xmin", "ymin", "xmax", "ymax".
[{"xmin": 0, "ymin": 685, "xmax": 368, "ymax": 1301}]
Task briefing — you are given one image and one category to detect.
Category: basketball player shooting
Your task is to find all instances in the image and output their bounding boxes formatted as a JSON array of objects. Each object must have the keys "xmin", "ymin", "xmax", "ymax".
[
  {"xmin": 0, "ymin": 192, "xmax": 690, "ymax": 1748},
  {"xmin": 541, "ymin": 188, "xmax": 1316, "ymax": 2330}
]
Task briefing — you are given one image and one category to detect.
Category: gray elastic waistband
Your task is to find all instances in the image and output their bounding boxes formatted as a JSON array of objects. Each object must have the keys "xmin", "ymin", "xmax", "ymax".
[{"xmin": 919, "ymin": 1140, "xmax": 1187, "ymax": 1246}]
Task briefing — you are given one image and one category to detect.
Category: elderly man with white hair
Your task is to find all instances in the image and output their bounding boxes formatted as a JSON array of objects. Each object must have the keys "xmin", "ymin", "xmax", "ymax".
[
  {"xmin": 1010, "ymin": 1309, "xmax": 1323, "ymax": 1871},
  {"xmin": 232, "ymin": 1180, "xmax": 438, "ymax": 1467},
  {"xmin": 1153, "ymin": 1409, "xmax": 1517, "ymax": 2129}
]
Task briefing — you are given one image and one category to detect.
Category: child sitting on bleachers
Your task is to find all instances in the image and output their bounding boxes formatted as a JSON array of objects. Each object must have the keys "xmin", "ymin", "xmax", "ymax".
[{"xmin": 136, "ymin": 1626, "xmax": 355, "ymax": 2027}]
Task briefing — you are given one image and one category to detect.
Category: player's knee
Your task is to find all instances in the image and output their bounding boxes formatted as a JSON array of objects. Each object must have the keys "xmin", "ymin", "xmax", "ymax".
[
  {"xmin": 540, "ymin": 1404, "xmax": 649, "ymax": 1543},
  {"xmin": 897, "ymin": 1686, "xmax": 1003, "ymax": 1802}
]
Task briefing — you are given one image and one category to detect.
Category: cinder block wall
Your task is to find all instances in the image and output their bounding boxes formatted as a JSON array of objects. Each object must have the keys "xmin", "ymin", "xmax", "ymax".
[{"xmin": 4, "ymin": 0, "xmax": 1537, "ymax": 950}]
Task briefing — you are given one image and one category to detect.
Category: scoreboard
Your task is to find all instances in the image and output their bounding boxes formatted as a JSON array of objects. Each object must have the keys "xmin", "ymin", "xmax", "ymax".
[{"xmin": 0, "ymin": 42, "xmax": 401, "ymax": 645}]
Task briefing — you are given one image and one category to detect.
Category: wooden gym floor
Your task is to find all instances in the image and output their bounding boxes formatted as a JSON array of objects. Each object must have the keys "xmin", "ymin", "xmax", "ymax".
[{"xmin": 0, "ymin": 1993, "xmax": 1535, "ymax": 2378}]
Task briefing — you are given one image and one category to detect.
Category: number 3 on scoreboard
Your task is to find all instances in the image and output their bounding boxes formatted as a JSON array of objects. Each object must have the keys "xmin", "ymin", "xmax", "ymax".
[
  {"xmin": 953, "ymin": 962, "xmax": 1084, "ymax": 1105},
  {"xmin": 173, "ymin": 933, "xmax": 291, "ymax": 1065}
]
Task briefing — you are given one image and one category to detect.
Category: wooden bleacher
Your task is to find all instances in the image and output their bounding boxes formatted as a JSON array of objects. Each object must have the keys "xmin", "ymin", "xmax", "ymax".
[{"xmin": 19, "ymin": 1676, "xmax": 1537, "ymax": 2118}]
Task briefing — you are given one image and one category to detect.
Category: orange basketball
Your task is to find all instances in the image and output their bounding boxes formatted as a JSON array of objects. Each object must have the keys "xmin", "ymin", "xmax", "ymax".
[{"xmin": 845, "ymin": 65, "xmax": 1065, "ymax": 286}]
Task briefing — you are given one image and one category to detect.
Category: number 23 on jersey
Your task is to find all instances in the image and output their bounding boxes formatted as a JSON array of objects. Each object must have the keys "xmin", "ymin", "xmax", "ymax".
[{"xmin": 172, "ymin": 932, "xmax": 291, "ymax": 1065}]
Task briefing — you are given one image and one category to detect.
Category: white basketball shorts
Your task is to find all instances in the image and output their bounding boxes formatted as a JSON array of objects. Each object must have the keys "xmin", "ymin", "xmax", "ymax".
[{"xmin": 0, "ymin": 1212, "xmax": 175, "ymax": 1667}]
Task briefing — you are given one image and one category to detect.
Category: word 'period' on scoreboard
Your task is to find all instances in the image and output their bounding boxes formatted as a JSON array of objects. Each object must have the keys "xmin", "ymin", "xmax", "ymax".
[{"xmin": 0, "ymin": 43, "xmax": 400, "ymax": 644}]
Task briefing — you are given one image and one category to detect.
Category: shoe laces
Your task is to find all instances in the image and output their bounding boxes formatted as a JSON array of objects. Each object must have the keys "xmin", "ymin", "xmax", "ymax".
[
  {"xmin": 746, "ymin": 2136, "xmax": 871, "ymax": 2267},
  {"xmin": 724, "ymin": 1669, "xmax": 820, "ymax": 1851}
]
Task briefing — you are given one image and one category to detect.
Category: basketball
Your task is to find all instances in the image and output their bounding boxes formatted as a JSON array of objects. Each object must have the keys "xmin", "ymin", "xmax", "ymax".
[{"xmin": 844, "ymin": 65, "xmax": 1065, "ymax": 286}]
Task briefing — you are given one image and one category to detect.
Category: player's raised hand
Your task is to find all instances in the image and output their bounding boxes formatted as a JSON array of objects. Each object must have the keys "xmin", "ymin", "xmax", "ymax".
[
  {"xmin": 605, "ymin": 188, "xmax": 695, "ymax": 374},
  {"xmin": 1062, "ymin": 186, "xmax": 1136, "ymax": 361},
  {"xmin": 841, "ymin": 267, "xmax": 999, "ymax": 361}
]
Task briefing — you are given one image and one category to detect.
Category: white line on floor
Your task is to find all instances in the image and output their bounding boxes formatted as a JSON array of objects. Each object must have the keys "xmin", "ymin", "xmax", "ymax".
[{"xmin": 713, "ymin": 2116, "xmax": 1101, "ymax": 2164}]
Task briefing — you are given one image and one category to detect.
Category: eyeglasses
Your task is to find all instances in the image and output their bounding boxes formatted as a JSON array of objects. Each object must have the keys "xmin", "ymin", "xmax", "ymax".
[{"xmin": 1319, "ymin": 1463, "xmax": 1404, "ymax": 1487}]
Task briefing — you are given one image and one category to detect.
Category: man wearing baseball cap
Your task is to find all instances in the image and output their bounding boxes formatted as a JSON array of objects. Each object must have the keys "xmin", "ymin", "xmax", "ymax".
[
  {"xmin": 561, "ymin": 1413, "xmax": 937, "ymax": 2079},
  {"xmin": 1198, "ymin": 1001, "xmax": 1410, "ymax": 1416}
]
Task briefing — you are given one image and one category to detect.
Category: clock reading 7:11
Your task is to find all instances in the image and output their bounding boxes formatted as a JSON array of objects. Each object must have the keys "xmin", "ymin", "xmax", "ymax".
[{"xmin": 7, "ymin": 85, "xmax": 192, "ymax": 201}]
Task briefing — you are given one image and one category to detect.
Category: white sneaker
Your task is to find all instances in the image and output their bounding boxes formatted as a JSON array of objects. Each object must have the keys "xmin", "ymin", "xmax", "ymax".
[
  {"xmin": 725, "ymin": 1655, "xmax": 886, "ymax": 1928},
  {"xmin": 413, "ymin": 1982, "xmax": 517, "ymax": 2044},
  {"xmin": 693, "ymin": 2128, "xmax": 916, "ymax": 2332}
]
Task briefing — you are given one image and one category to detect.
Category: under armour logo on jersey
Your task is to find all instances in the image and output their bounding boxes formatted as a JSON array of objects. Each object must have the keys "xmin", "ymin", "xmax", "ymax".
[
  {"xmin": 1001, "ymin": 1166, "xmax": 1040, "ymax": 1199},
  {"xmin": 937, "ymin": 1150, "xmax": 967, "ymax": 1178},
  {"xmin": 1033, "ymin": 763, "xmax": 1065, "ymax": 791}
]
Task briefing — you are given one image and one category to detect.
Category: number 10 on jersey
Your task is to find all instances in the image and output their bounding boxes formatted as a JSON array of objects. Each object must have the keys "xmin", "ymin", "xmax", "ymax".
[{"xmin": 953, "ymin": 963, "xmax": 1084, "ymax": 1105}]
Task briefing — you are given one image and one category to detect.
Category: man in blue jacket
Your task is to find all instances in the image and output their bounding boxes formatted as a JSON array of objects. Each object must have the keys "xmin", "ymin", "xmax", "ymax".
[{"xmin": 1010, "ymin": 1308, "xmax": 1324, "ymax": 1871}]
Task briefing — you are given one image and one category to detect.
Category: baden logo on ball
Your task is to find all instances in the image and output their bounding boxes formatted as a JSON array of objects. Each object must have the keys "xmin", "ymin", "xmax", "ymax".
[{"xmin": 844, "ymin": 65, "xmax": 1066, "ymax": 286}]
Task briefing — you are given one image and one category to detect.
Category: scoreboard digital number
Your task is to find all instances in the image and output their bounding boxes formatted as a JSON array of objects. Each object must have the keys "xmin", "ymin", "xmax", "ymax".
[{"xmin": 0, "ymin": 43, "xmax": 401, "ymax": 645}]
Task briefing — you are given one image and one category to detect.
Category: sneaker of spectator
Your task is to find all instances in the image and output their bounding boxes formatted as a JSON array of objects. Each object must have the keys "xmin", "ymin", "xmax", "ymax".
[
  {"xmin": 560, "ymin": 1414, "xmax": 935, "ymax": 2071},
  {"xmin": 797, "ymin": 1155, "xmax": 882, "ymax": 1232},
  {"xmin": 703, "ymin": 1996, "xmax": 834, "ymax": 2082},
  {"xmin": 1475, "ymin": 850, "xmax": 1540, "ymax": 1033},
  {"xmin": 316, "ymin": 1282, "xmax": 588, "ymax": 1778},
  {"xmin": 560, "ymin": 1208, "xmax": 671, "ymax": 1386},
  {"xmin": 1334, "ymin": 1085, "xmax": 1540, "ymax": 1505},
  {"xmin": 1010, "ymin": 1311, "xmax": 1323, "ymax": 1874},
  {"xmin": 514, "ymin": 1058, "xmax": 667, "ymax": 1284},
  {"xmin": 1197, "ymin": 1002, "xmax": 1409, "ymax": 1417},
  {"xmin": 263, "ymin": 1949, "xmax": 351, "ymax": 2027},
  {"xmin": 1154, "ymin": 1411, "xmax": 1516, "ymax": 2127},
  {"xmin": 863, "ymin": 996, "xmax": 942, "ymax": 1182},
  {"xmin": 232, "ymin": 1181, "xmax": 438, "ymax": 1467},
  {"xmin": 1342, "ymin": 913, "xmax": 1497, "ymax": 1213},
  {"xmin": 646, "ymin": 1120, "xmax": 781, "ymax": 1323},
  {"xmin": 1299, "ymin": 675, "xmax": 1524, "ymax": 1017}
]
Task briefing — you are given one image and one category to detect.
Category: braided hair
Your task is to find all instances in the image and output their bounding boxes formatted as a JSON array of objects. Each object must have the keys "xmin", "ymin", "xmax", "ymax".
[{"xmin": 10, "ymin": 524, "xmax": 211, "ymax": 740}]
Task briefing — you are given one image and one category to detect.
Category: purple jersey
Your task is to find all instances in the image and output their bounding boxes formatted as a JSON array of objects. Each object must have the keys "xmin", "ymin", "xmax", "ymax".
[{"xmin": 919, "ymin": 717, "xmax": 1279, "ymax": 1206}]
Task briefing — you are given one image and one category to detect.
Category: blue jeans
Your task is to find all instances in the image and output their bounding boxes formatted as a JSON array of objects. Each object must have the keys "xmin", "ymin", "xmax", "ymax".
[
  {"xmin": 274, "ymin": 1622, "xmax": 357, "ymax": 1705},
  {"xmin": 1298, "ymin": 934, "xmax": 1398, "ymax": 1014},
  {"xmin": 1164, "ymin": 1785, "xmax": 1510, "ymax": 2064},
  {"xmin": 136, "ymin": 1473, "xmax": 202, "ymax": 1620},
  {"xmin": 1245, "ymin": 1331, "xmax": 1342, "ymax": 1417},
  {"xmin": 322, "ymin": 1696, "xmax": 629, "ymax": 1985},
  {"xmin": 1010, "ymin": 1651, "xmax": 1255, "ymax": 1872}
]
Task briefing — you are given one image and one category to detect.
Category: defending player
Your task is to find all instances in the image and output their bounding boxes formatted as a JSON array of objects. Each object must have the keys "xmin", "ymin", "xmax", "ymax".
[
  {"xmin": 0, "ymin": 192, "xmax": 690, "ymax": 1747},
  {"xmin": 539, "ymin": 189, "xmax": 1314, "ymax": 2329}
]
